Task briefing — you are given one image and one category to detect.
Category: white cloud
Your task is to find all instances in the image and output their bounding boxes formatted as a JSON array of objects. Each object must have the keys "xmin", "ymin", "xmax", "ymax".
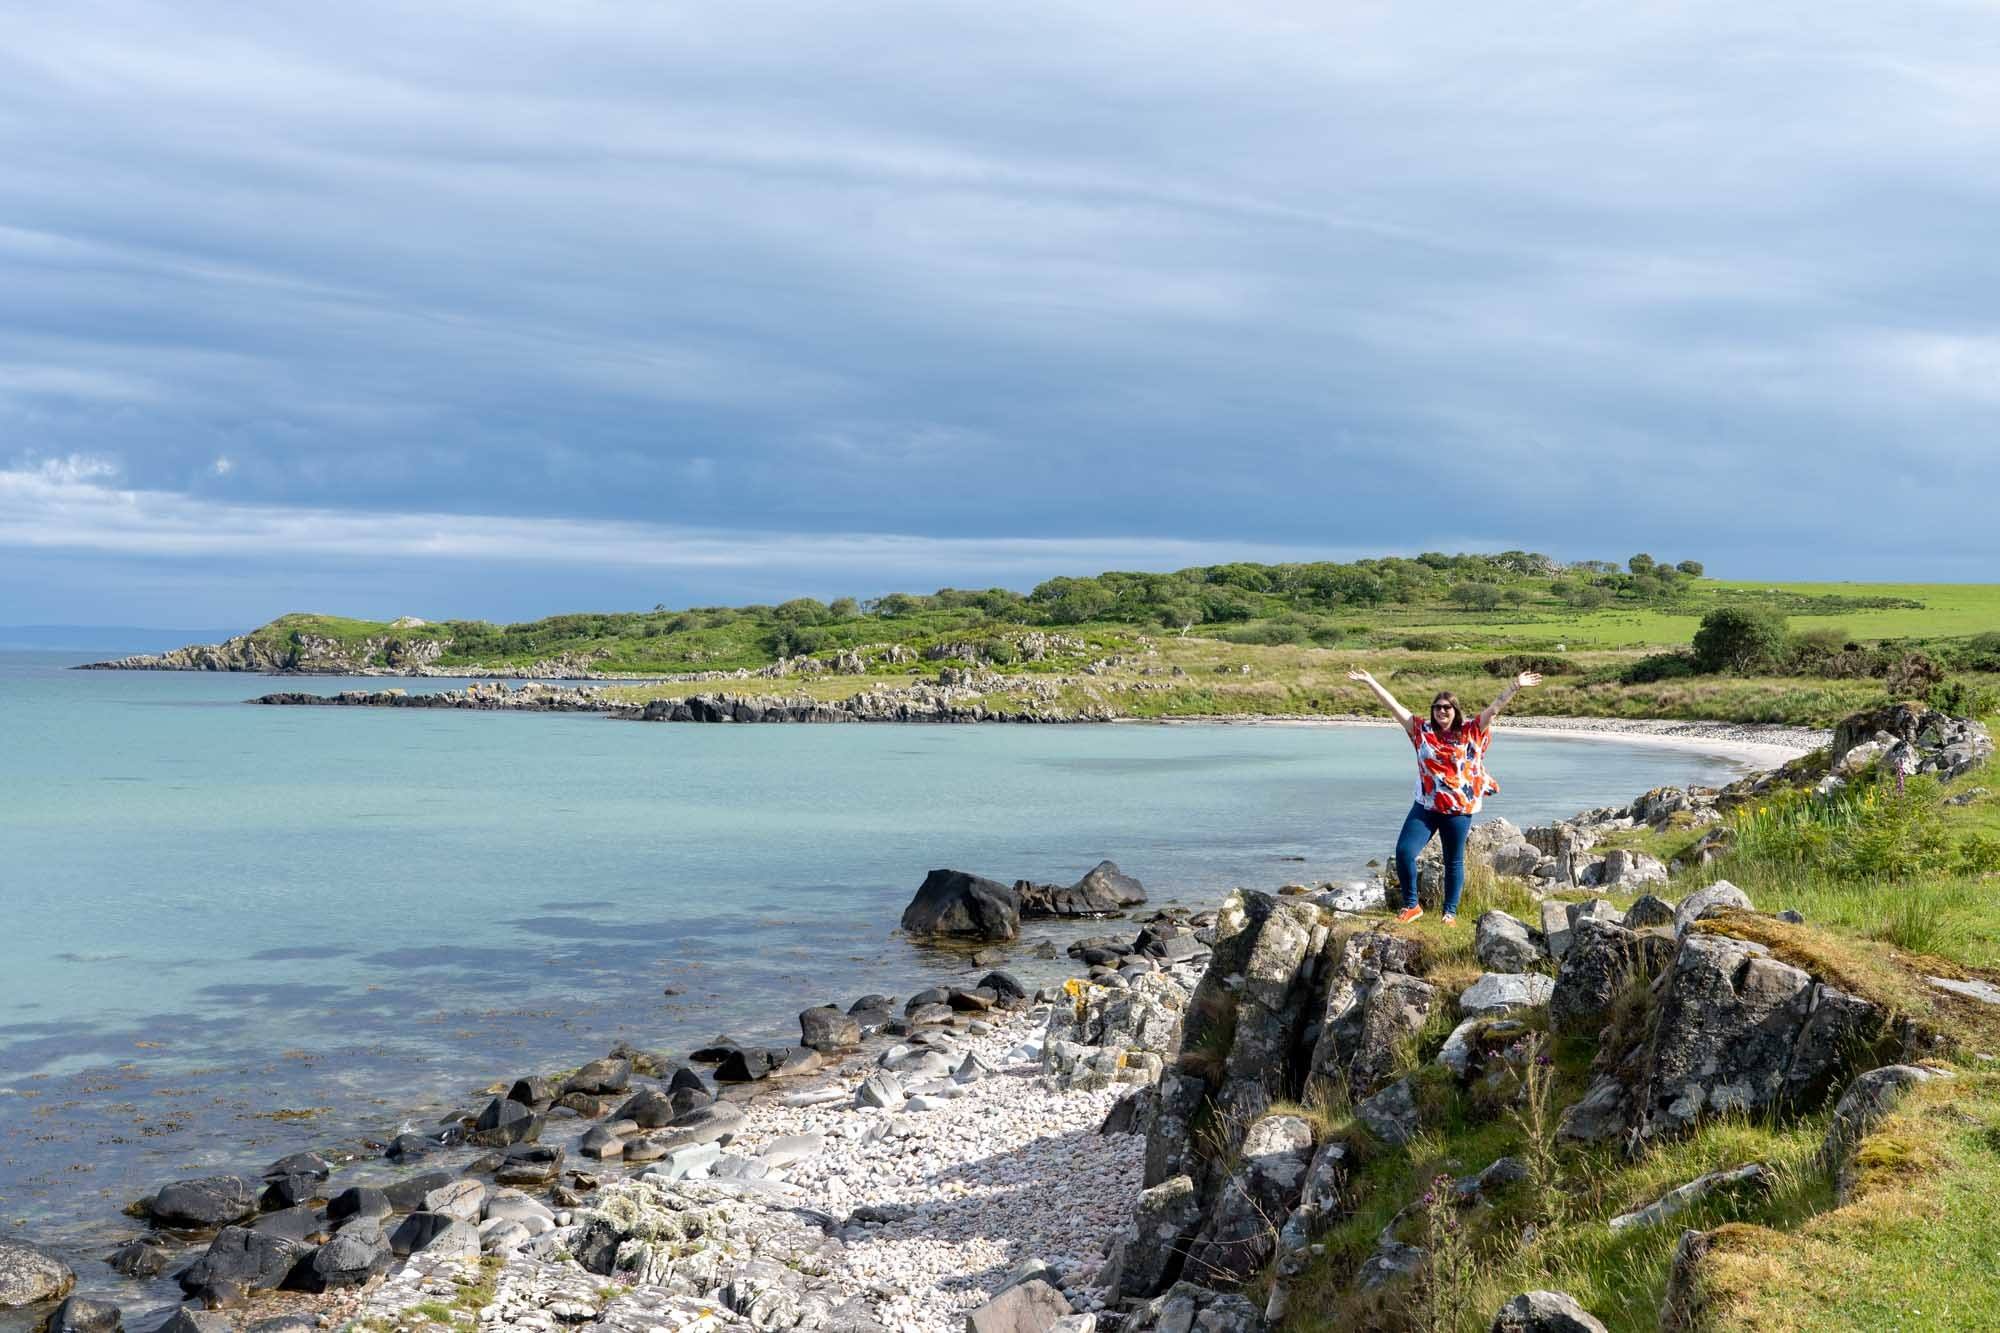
[
  {"xmin": 0, "ymin": 457, "xmax": 1391, "ymax": 578},
  {"xmin": 210, "ymin": 455, "xmax": 234, "ymax": 476}
]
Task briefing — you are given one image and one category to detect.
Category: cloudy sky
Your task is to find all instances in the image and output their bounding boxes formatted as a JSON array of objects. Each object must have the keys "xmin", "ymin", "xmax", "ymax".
[{"xmin": 3, "ymin": 0, "xmax": 1996, "ymax": 626}]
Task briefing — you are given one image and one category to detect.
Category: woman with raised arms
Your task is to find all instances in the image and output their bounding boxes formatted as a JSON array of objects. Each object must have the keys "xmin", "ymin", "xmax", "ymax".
[{"xmin": 1345, "ymin": 667, "xmax": 1543, "ymax": 924}]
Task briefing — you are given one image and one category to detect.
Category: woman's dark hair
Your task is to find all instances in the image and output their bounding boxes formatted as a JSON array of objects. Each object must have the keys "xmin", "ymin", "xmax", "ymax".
[{"xmin": 1429, "ymin": 691, "xmax": 1465, "ymax": 733}]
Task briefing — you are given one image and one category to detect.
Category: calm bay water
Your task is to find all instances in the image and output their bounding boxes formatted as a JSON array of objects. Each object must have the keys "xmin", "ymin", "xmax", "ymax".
[{"xmin": 0, "ymin": 649, "xmax": 1743, "ymax": 1309}]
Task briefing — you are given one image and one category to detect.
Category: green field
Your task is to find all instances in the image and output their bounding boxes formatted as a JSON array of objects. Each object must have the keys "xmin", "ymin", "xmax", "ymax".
[{"xmin": 183, "ymin": 562, "xmax": 2000, "ymax": 728}]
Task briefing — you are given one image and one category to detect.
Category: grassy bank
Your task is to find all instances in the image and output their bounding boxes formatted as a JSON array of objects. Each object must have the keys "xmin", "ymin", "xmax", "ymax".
[{"xmin": 1274, "ymin": 767, "xmax": 2000, "ymax": 1331}]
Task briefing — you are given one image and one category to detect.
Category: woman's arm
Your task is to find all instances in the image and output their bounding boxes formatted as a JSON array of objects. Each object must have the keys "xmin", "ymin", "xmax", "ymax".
[
  {"xmin": 1346, "ymin": 667, "xmax": 1415, "ymax": 729},
  {"xmin": 1477, "ymin": 671, "xmax": 1543, "ymax": 729}
]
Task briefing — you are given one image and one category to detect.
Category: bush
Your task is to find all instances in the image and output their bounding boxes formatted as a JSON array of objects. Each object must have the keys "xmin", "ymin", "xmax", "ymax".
[
  {"xmin": 1693, "ymin": 607, "xmax": 1789, "ymax": 673},
  {"xmin": 1448, "ymin": 582, "xmax": 1503, "ymax": 611},
  {"xmin": 1215, "ymin": 621, "xmax": 1308, "ymax": 646},
  {"xmin": 1481, "ymin": 653, "xmax": 1578, "ymax": 678},
  {"xmin": 1621, "ymin": 651, "xmax": 1701, "ymax": 684},
  {"xmin": 1928, "ymin": 678, "xmax": 2000, "ymax": 718},
  {"xmin": 1885, "ymin": 652, "xmax": 1946, "ymax": 701},
  {"xmin": 1401, "ymin": 634, "xmax": 1449, "ymax": 651}
]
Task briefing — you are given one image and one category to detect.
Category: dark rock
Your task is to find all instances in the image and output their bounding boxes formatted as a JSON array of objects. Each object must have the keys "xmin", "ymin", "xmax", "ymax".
[
  {"xmin": 380, "ymin": 1171, "xmax": 454, "ymax": 1212},
  {"xmin": 324, "ymin": 1186, "xmax": 391, "ymax": 1227},
  {"xmin": 648, "ymin": 1099, "xmax": 745, "ymax": 1151},
  {"xmin": 970, "ymin": 946, "xmax": 1009, "ymax": 967},
  {"xmin": 1775, "ymin": 909, "xmax": 1805, "ymax": 925},
  {"xmin": 898, "ymin": 869, "xmax": 1021, "ymax": 941},
  {"xmin": 689, "ymin": 1040, "xmax": 741, "ymax": 1063},
  {"xmin": 259, "ymin": 1173, "xmax": 320, "ymax": 1211},
  {"xmin": 385, "ymin": 1126, "xmax": 462, "ymax": 1160},
  {"xmin": 493, "ymin": 1144, "xmax": 564, "ymax": 1188},
  {"xmin": 147, "ymin": 1176, "xmax": 261, "ymax": 1229},
  {"xmin": 907, "ymin": 1003, "xmax": 955, "ymax": 1026},
  {"xmin": 714, "ymin": 1047, "xmax": 781, "ymax": 1082},
  {"xmin": 469, "ymin": 1096, "xmax": 543, "ymax": 1147},
  {"xmin": 573, "ymin": 1217, "xmax": 623, "ymax": 1275},
  {"xmin": 560, "ymin": 1058, "xmax": 631, "ymax": 1096},
  {"xmin": 1076, "ymin": 859, "xmax": 1147, "ymax": 906},
  {"xmin": 47, "ymin": 1295, "xmax": 122, "ymax": 1333},
  {"xmin": 260, "ymin": 1152, "xmax": 330, "ymax": 1182},
  {"xmin": 847, "ymin": 994, "xmax": 896, "ymax": 1015},
  {"xmin": 668, "ymin": 1066, "xmax": 708, "ymax": 1095},
  {"xmin": 298, "ymin": 1217, "xmax": 390, "ymax": 1291},
  {"xmin": 556, "ymin": 1091, "xmax": 613, "ymax": 1118},
  {"xmin": 668, "ymin": 1086, "xmax": 713, "ymax": 1119},
  {"xmin": 106, "ymin": 1240, "xmax": 172, "ymax": 1278},
  {"xmin": 578, "ymin": 1126, "xmax": 625, "ymax": 1159},
  {"xmin": 977, "ymin": 971, "xmax": 1029, "ymax": 1004},
  {"xmin": 903, "ymin": 988, "xmax": 949, "ymax": 1014},
  {"xmin": 507, "ymin": 1075, "xmax": 555, "ymax": 1105},
  {"xmin": 248, "ymin": 1206, "xmax": 321, "ymax": 1245},
  {"xmin": 947, "ymin": 987, "xmax": 997, "ymax": 1012},
  {"xmin": 774, "ymin": 1047, "xmax": 824, "ymax": 1077},
  {"xmin": 614, "ymin": 1088, "xmax": 676, "ymax": 1129},
  {"xmin": 177, "ymin": 1226, "xmax": 307, "ymax": 1296},
  {"xmin": 0, "ymin": 1238, "xmax": 76, "ymax": 1308},
  {"xmin": 388, "ymin": 1212, "xmax": 479, "ymax": 1258},
  {"xmin": 1622, "ymin": 895, "xmax": 1677, "ymax": 929},
  {"xmin": 800, "ymin": 1006, "xmax": 862, "ymax": 1051}
]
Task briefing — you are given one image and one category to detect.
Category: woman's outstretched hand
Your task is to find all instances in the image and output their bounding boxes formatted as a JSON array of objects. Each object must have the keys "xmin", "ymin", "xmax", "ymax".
[
  {"xmin": 1347, "ymin": 668, "xmax": 1376, "ymax": 683},
  {"xmin": 1514, "ymin": 671, "xmax": 1543, "ymax": 689}
]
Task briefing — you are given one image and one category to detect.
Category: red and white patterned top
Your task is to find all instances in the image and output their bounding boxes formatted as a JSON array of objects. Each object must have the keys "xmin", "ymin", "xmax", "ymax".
[{"xmin": 1407, "ymin": 715, "xmax": 1498, "ymax": 815}]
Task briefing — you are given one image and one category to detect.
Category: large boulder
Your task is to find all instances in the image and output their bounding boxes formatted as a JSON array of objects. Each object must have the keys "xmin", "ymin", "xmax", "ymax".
[
  {"xmin": 469, "ymin": 1096, "xmax": 543, "ymax": 1147},
  {"xmin": 900, "ymin": 869, "xmax": 1021, "ymax": 941},
  {"xmin": 0, "ymin": 1238, "xmax": 76, "ymax": 1308},
  {"xmin": 177, "ymin": 1227, "xmax": 308, "ymax": 1298},
  {"xmin": 1638, "ymin": 932, "xmax": 1880, "ymax": 1142},
  {"xmin": 300, "ymin": 1217, "xmax": 391, "ymax": 1290},
  {"xmin": 1588, "ymin": 848, "xmax": 1668, "ymax": 891},
  {"xmin": 1307, "ymin": 932, "xmax": 1428, "ymax": 1097},
  {"xmin": 146, "ymin": 1176, "xmax": 261, "ymax": 1229},
  {"xmin": 799, "ymin": 1006, "xmax": 861, "ymax": 1051},
  {"xmin": 1181, "ymin": 1115, "xmax": 1314, "ymax": 1286},
  {"xmin": 1043, "ymin": 971, "xmax": 1188, "ymax": 1092},
  {"xmin": 1019, "ymin": 861, "xmax": 1147, "ymax": 917},
  {"xmin": 1213, "ymin": 897, "xmax": 1324, "ymax": 1126},
  {"xmin": 46, "ymin": 1296, "xmax": 121, "ymax": 1333}
]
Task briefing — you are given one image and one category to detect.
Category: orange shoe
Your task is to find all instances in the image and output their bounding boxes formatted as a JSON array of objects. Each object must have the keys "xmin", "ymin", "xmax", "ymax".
[
  {"xmin": 1442, "ymin": 912, "xmax": 1458, "ymax": 925},
  {"xmin": 1395, "ymin": 905, "xmax": 1424, "ymax": 924}
]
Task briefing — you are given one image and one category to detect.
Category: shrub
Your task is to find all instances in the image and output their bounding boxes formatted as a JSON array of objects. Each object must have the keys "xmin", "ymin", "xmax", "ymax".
[
  {"xmin": 1401, "ymin": 634, "xmax": 1449, "ymax": 651},
  {"xmin": 1481, "ymin": 653, "xmax": 1578, "ymax": 678},
  {"xmin": 1447, "ymin": 582, "xmax": 1503, "ymax": 611},
  {"xmin": 1621, "ymin": 651, "xmax": 1701, "ymax": 684},
  {"xmin": 1215, "ymin": 621, "xmax": 1308, "ymax": 646},
  {"xmin": 1928, "ymin": 678, "xmax": 2000, "ymax": 718},
  {"xmin": 1693, "ymin": 607, "xmax": 1789, "ymax": 673},
  {"xmin": 1885, "ymin": 652, "xmax": 1946, "ymax": 701}
]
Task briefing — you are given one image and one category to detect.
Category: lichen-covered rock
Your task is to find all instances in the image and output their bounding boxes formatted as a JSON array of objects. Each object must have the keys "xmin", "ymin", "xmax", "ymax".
[
  {"xmin": 1131, "ymin": 1282, "xmax": 1266, "ymax": 1332},
  {"xmin": 1621, "ymin": 894, "xmax": 1676, "ymax": 929},
  {"xmin": 1474, "ymin": 911, "xmax": 1541, "ymax": 972},
  {"xmin": 1590, "ymin": 848, "xmax": 1668, "ymax": 890},
  {"xmin": 1263, "ymin": 1141, "xmax": 1350, "ymax": 1322},
  {"xmin": 1356, "ymin": 1077, "xmax": 1420, "ymax": 1147},
  {"xmin": 1142, "ymin": 1073, "xmax": 1210, "ymax": 1190},
  {"xmin": 1042, "ymin": 971, "xmax": 1189, "ymax": 1092},
  {"xmin": 1672, "ymin": 881, "xmax": 1752, "ymax": 934},
  {"xmin": 1309, "ymin": 936, "xmax": 1433, "ymax": 1098},
  {"xmin": 1488, "ymin": 1289, "xmax": 1608, "ymax": 1332},
  {"xmin": 1639, "ymin": 932, "xmax": 1880, "ymax": 1141},
  {"xmin": 1607, "ymin": 1163, "xmax": 1770, "ymax": 1233},
  {"xmin": 0, "ymin": 1239, "xmax": 75, "ymax": 1308},
  {"xmin": 1556, "ymin": 1075, "xmax": 1630, "ymax": 1145},
  {"xmin": 1181, "ymin": 1115, "xmax": 1313, "ymax": 1286},
  {"xmin": 1215, "ymin": 898, "xmax": 1323, "ymax": 1126},
  {"xmin": 1459, "ymin": 972, "xmax": 1554, "ymax": 1020},
  {"xmin": 1104, "ymin": 1174, "xmax": 1204, "ymax": 1300},
  {"xmin": 966, "ymin": 1277, "xmax": 1072, "ymax": 1333},
  {"xmin": 1548, "ymin": 918, "xmax": 1642, "ymax": 1037}
]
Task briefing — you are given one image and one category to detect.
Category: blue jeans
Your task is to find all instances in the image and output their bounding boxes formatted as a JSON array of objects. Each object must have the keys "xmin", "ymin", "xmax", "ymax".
[{"xmin": 1395, "ymin": 802, "xmax": 1472, "ymax": 914}]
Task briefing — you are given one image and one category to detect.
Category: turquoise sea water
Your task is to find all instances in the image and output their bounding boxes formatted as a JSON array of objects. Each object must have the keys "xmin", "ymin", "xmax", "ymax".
[{"xmin": 0, "ymin": 649, "xmax": 1743, "ymax": 1308}]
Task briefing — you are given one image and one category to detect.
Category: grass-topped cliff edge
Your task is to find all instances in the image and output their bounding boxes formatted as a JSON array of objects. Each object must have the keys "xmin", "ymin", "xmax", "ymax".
[{"xmin": 89, "ymin": 555, "xmax": 2000, "ymax": 728}]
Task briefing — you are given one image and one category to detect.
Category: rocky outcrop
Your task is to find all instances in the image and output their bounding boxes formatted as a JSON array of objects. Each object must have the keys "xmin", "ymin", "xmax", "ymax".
[
  {"xmin": 1829, "ymin": 702, "xmax": 1993, "ymax": 780},
  {"xmin": 1018, "ymin": 861, "xmax": 1148, "ymax": 917},
  {"xmin": 1179, "ymin": 1115, "xmax": 1313, "ymax": 1285},
  {"xmin": 899, "ymin": 869, "xmax": 1021, "ymax": 941},
  {"xmin": 1488, "ymin": 1290, "xmax": 1608, "ymax": 1332},
  {"xmin": 1044, "ymin": 972, "xmax": 1191, "ymax": 1092}
]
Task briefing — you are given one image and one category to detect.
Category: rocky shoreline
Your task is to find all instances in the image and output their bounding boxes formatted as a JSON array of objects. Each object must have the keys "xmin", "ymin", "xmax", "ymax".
[{"xmin": 7, "ymin": 705, "xmax": 1989, "ymax": 1333}]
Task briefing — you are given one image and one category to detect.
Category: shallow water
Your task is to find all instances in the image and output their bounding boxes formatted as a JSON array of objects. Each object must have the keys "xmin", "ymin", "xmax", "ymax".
[{"xmin": 0, "ymin": 650, "xmax": 1742, "ymax": 1313}]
